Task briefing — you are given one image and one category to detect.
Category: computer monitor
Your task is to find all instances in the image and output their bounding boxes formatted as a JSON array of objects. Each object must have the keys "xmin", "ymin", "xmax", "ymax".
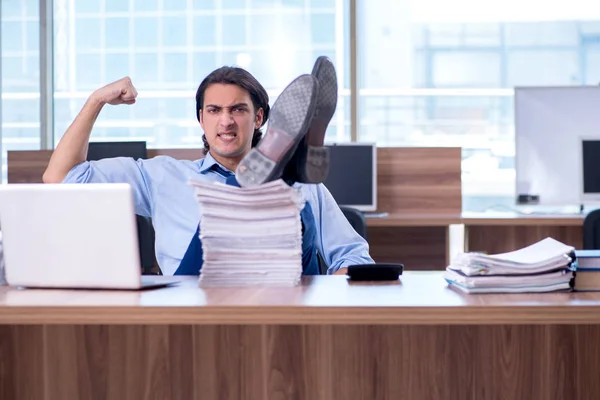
[
  {"xmin": 87, "ymin": 141, "xmax": 147, "ymax": 161},
  {"xmin": 322, "ymin": 143, "xmax": 377, "ymax": 212},
  {"xmin": 580, "ymin": 139, "xmax": 600, "ymax": 204},
  {"xmin": 515, "ymin": 86, "xmax": 600, "ymax": 206}
]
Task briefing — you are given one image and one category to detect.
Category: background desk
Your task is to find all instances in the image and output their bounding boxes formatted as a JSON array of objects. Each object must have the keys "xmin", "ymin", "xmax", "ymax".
[
  {"xmin": 367, "ymin": 213, "xmax": 584, "ymax": 270},
  {"xmin": 1, "ymin": 273, "xmax": 600, "ymax": 399}
]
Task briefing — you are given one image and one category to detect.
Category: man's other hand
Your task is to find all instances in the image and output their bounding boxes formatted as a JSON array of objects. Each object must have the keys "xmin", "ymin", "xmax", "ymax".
[{"xmin": 92, "ymin": 76, "xmax": 138, "ymax": 106}]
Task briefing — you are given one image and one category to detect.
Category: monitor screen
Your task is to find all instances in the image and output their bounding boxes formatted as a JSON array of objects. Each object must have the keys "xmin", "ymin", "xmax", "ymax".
[
  {"xmin": 582, "ymin": 140, "xmax": 600, "ymax": 196},
  {"xmin": 322, "ymin": 143, "xmax": 377, "ymax": 211},
  {"xmin": 87, "ymin": 141, "xmax": 147, "ymax": 161}
]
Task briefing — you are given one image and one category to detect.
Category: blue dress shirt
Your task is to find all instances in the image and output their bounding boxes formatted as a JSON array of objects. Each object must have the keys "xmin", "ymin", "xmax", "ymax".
[{"xmin": 63, "ymin": 152, "xmax": 374, "ymax": 275}]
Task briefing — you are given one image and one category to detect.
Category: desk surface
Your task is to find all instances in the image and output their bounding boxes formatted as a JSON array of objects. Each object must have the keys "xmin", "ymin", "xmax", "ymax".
[
  {"xmin": 367, "ymin": 212, "xmax": 584, "ymax": 227},
  {"xmin": 1, "ymin": 271, "xmax": 599, "ymax": 325}
]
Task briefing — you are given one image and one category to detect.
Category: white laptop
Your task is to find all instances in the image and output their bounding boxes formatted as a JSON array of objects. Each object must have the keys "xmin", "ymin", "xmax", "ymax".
[{"xmin": 0, "ymin": 183, "xmax": 178, "ymax": 290}]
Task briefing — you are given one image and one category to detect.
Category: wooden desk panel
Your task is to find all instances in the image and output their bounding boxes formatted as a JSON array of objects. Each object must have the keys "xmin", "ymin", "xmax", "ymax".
[
  {"xmin": 466, "ymin": 225, "xmax": 583, "ymax": 255},
  {"xmin": 462, "ymin": 213, "xmax": 584, "ymax": 226},
  {"xmin": 366, "ymin": 213, "xmax": 462, "ymax": 227},
  {"xmin": 7, "ymin": 147, "xmax": 463, "ymax": 217},
  {"xmin": 376, "ymin": 147, "xmax": 462, "ymax": 214},
  {"xmin": 2, "ymin": 324, "xmax": 600, "ymax": 400},
  {"xmin": 2, "ymin": 274, "xmax": 600, "ymax": 325},
  {"xmin": 2, "ymin": 274, "xmax": 600, "ymax": 399},
  {"xmin": 367, "ymin": 226, "xmax": 447, "ymax": 270}
]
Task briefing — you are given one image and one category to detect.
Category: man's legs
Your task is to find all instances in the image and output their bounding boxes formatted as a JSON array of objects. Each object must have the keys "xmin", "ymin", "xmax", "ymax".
[
  {"xmin": 235, "ymin": 74, "xmax": 318, "ymax": 188},
  {"xmin": 235, "ymin": 57, "xmax": 338, "ymax": 188},
  {"xmin": 284, "ymin": 56, "xmax": 338, "ymax": 184}
]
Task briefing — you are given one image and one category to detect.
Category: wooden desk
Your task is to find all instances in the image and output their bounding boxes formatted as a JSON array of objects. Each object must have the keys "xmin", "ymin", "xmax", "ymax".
[
  {"xmin": 1, "ymin": 273, "xmax": 600, "ymax": 399},
  {"xmin": 367, "ymin": 213, "xmax": 585, "ymax": 269},
  {"xmin": 462, "ymin": 213, "xmax": 584, "ymax": 256}
]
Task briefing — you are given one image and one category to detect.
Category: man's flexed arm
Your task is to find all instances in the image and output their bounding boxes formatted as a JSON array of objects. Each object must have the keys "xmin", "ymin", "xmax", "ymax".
[{"xmin": 43, "ymin": 77, "xmax": 138, "ymax": 183}]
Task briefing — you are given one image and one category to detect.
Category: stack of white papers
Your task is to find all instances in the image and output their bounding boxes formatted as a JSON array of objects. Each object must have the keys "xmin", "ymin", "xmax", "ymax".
[
  {"xmin": 445, "ymin": 238, "xmax": 575, "ymax": 293},
  {"xmin": 188, "ymin": 179, "xmax": 304, "ymax": 287}
]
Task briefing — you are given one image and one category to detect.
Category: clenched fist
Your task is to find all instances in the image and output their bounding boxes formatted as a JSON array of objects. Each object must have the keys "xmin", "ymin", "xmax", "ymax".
[{"xmin": 92, "ymin": 77, "xmax": 138, "ymax": 106}]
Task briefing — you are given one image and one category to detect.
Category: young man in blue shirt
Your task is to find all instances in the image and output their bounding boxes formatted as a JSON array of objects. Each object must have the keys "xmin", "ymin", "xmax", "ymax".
[{"xmin": 43, "ymin": 60, "xmax": 373, "ymax": 276}]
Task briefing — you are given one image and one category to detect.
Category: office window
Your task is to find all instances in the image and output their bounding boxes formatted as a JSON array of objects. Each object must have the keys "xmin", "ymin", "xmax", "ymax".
[
  {"xmin": 223, "ymin": 0, "xmax": 246, "ymax": 9},
  {"xmin": 194, "ymin": 16, "xmax": 217, "ymax": 47},
  {"xmin": 105, "ymin": 18, "xmax": 130, "ymax": 49},
  {"xmin": 163, "ymin": 17, "xmax": 186, "ymax": 48},
  {"xmin": 1, "ymin": 0, "xmax": 40, "ymax": 182},
  {"xmin": 134, "ymin": 0, "xmax": 158, "ymax": 12},
  {"xmin": 432, "ymin": 52, "xmax": 501, "ymax": 87},
  {"xmin": 75, "ymin": 18, "xmax": 102, "ymax": 50},
  {"xmin": 358, "ymin": 0, "xmax": 600, "ymax": 211},
  {"xmin": 163, "ymin": 0, "xmax": 187, "ymax": 11},
  {"xmin": 52, "ymin": 0, "xmax": 350, "ymax": 148},
  {"xmin": 134, "ymin": 17, "xmax": 159, "ymax": 48},
  {"xmin": 105, "ymin": 0, "xmax": 129, "ymax": 13},
  {"xmin": 507, "ymin": 51, "xmax": 579, "ymax": 86},
  {"xmin": 222, "ymin": 16, "xmax": 246, "ymax": 47}
]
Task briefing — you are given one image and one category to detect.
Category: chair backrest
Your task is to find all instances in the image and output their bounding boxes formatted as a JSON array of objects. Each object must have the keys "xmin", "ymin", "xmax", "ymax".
[
  {"xmin": 135, "ymin": 215, "xmax": 159, "ymax": 274},
  {"xmin": 340, "ymin": 206, "xmax": 367, "ymax": 240},
  {"xmin": 583, "ymin": 209, "xmax": 600, "ymax": 249}
]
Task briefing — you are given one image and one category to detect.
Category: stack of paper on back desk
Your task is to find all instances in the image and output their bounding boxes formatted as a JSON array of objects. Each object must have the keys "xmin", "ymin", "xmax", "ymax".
[
  {"xmin": 444, "ymin": 237, "xmax": 575, "ymax": 293},
  {"xmin": 189, "ymin": 179, "xmax": 304, "ymax": 287}
]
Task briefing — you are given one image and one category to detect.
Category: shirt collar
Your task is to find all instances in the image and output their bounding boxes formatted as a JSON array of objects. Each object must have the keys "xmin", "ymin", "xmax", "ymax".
[{"xmin": 198, "ymin": 152, "xmax": 235, "ymax": 175}]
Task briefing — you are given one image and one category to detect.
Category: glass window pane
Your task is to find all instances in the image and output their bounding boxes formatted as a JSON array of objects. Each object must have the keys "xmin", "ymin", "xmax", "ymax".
[
  {"xmin": 105, "ymin": 54, "xmax": 131, "ymax": 84},
  {"xmin": 163, "ymin": 53, "xmax": 189, "ymax": 83},
  {"xmin": 163, "ymin": 0, "xmax": 187, "ymax": 11},
  {"xmin": 193, "ymin": 51, "xmax": 218, "ymax": 83},
  {"xmin": 193, "ymin": 0, "xmax": 217, "ymax": 10},
  {"xmin": 221, "ymin": 16, "xmax": 246, "ymax": 46},
  {"xmin": 223, "ymin": 0, "xmax": 246, "ymax": 9},
  {"xmin": 163, "ymin": 17, "xmax": 187, "ymax": 47},
  {"xmin": 134, "ymin": 0, "xmax": 158, "ymax": 11},
  {"xmin": 106, "ymin": 18, "xmax": 130, "ymax": 48},
  {"xmin": 1, "ymin": 0, "xmax": 41, "ymax": 182},
  {"xmin": 2, "ymin": 21, "xmax": 22, "ymax": 52},
  {"xmin": 105, "ymin": 0, "xmax": 130, "ymax": 13},
  {"xmin": 135, "ymin": 17, "xmax": 158, "ymax": 47},
  {"xmin": 133, "ymin": 53, "xmax": 159, "ymax": 88},
  {"xmin": 507, "ymin": 51, "xmax": 579, "ymax": 86},
  {"xmin": 251, "ymin": 0, "xmax": 279, "ymax": 8},
  {"xmin": 311, "ymin": 13, "xmax": 335, "ymax": 45},
  {"xmin": 75, "ymin": 1, "xmax": 101, "ymax": 13},
  {"xmin": 75, "ymin": 54, "xmax": 102, "ymax": 88},
  {"xmin": 76, "ymin": 18, "xmax": 102, "ymax": 50},
  {"xmin": 194, "ymin": 16, "xmax": 217, "ymax": 47},
  {"xmin": 433, "ymin": 52, "xmax": 501, "ymax": 87}
]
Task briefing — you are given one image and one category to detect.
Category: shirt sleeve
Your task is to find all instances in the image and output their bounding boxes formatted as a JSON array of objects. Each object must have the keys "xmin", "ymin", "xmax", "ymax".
[
  {"xmin": 62, "ymin": 157, "xmax": 154, "ymax": 217},
  {"xmin": 309, "ymin": 184, "xmax": 375, "ymax": 274}
]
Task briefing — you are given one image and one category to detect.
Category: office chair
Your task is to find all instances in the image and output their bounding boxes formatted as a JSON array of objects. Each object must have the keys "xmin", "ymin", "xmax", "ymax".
[
  {"xmin": 136, "ymin": 215, "xmax": 159, "ymax": 274},
  {"xmin": 340, "ymin": 206, "xmax": 367, "ymax": 240},
  {"xmin": 583, "ymin": 208, "xmax": 600, "ymax": 249},
  {"xmin": 318, "ymin": 206, "xmax": 368, "ymax": 274}
]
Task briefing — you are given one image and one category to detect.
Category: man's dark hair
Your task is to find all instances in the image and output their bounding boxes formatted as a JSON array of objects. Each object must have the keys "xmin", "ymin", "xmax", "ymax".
[{"xmin": 195, "ymin": 66, "xmax": 270, "ymax": 155}]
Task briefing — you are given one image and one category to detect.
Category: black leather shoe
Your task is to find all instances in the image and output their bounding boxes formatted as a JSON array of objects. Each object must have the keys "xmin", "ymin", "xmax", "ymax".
[
  {"xmin": 235, "ymin": 74, "xmax": 318, "ymax": 188},
  {"xmin": 284, "ymin": 56, "xmax": 338, "ymax": 184}
]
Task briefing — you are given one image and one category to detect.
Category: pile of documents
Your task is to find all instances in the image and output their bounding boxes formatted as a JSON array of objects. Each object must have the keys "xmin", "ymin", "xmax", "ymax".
[
  {"xmin": 444, "ymin": 237, "xmax": 575, "ymax": 293},
  {"xmin": 188, "ymin": 179, "xmax": 304, "ymax": 287}
]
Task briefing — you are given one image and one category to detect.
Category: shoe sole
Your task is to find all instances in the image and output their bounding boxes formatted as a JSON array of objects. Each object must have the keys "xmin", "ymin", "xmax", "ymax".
[
  {"xmin": 298, "ymin": 56, "xmax": 338, "ymax": 183},
  {"xmin": 235, "ymin": 74, "xmax": 318, "ymax": 188}
]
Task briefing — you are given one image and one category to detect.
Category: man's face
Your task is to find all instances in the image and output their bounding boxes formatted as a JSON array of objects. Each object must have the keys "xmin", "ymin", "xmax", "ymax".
[{"xmin": 199, "ymin": 83, "xmax": 263, "ymax": 164}]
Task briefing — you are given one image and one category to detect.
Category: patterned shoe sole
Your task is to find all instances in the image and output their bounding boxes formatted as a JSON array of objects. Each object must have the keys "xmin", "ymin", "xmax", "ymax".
[
  {"xmin": 235, "ymin": 74, "xmax": 318, "ymax": 188},
  {"xmin": 300, "ymin": 56, "xmax": 338, "ymax": 183}
]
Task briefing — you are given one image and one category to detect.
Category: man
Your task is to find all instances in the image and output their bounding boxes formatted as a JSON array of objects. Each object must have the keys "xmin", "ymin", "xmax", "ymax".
[{"xmin": 43, "ymin": 61, "xmax": 374, "ymax": 275}]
